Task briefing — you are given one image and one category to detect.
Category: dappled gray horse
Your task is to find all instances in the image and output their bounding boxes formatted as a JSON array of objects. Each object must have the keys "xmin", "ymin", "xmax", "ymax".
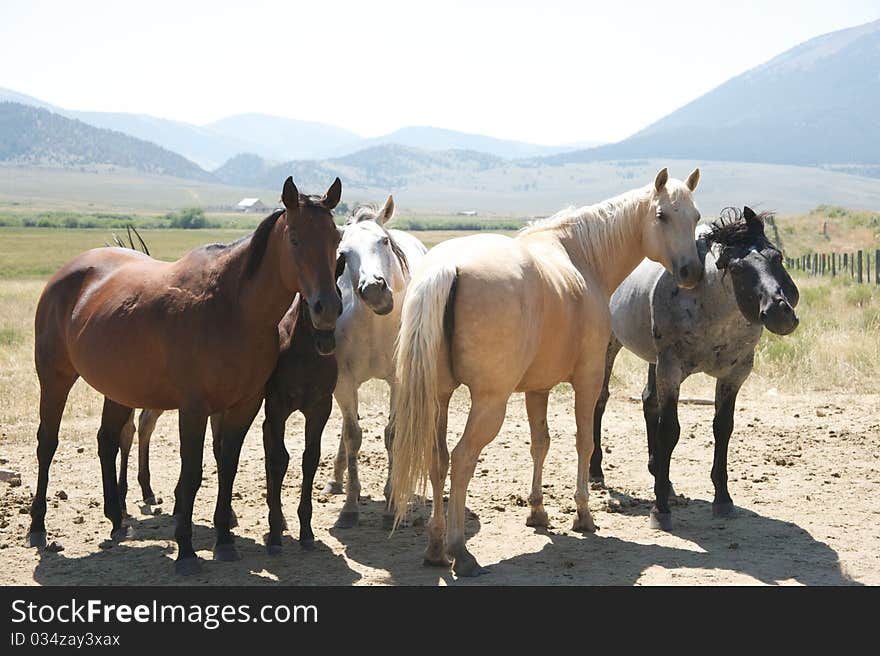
[
  {"xmin": 590, "ymin": 207, "xmax": 799, "ymax": 530},
  {"xmin": 322, "ymin": 197, "xmax": 427, "ymax": 529}
]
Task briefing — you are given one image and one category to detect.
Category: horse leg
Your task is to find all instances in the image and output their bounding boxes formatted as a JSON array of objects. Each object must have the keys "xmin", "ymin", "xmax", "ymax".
[
  {"xmin": 381, "ymin": 381, "xmax": 398, "ymax": 529},
  {"xmin": 173, "ymin": 409, "xmax": 207, "ymax": 575},
  {"xmin": 649, "ymin": 356, "xmax": 682, "ymax": 531},
  {"xmin": 333, "ymin": 381, "xmax": 362, "ymax": 529},
  {"xmin": 97, "ymin": 397, "xmax": 134, "ymax": 541},
  {"xmin": 571, "ymin": 362, "xmax": 605, "ymax": 533},
  {"xmin": 446, "ymin": 393, "xmax": 507, "ymax": 577},
  {"xmin": 118, "ymin": 410, "xmax": 135, "ymax": 517},
  {"xmin": 590, "ymin": 335, "xmax": 622, "ymax": 485},
  {"xmin": 27, "ymin": 372, "xmax": 77, "ymax": 548},
  {"xmin": 262, "ymin": 391, "xmax": 292, "ymax": 554},
  {"xmin": 424, "ymin": 391, "xmax": 452, "ymax": 567},
  {"xmin": 212, "ymin": 394, "xmax": 262, "ymax": 561},
  {"xmin": 136, "ymin": 409, "xmax": 162, "ymax": 505},
  {"xmin": 525, "ymin": 390, "xmax": 551, "ymax": 528},
  {"xmin": 320, "ymin": 436, "xmax": 346, "ymax": 496},
  {"xmin": 209, "ymin": 412, "xmax": 236, "ymax": 528},
  {"xmin": 711, "ymin": 369, "xmax": 748, "ymax": 518},
  {"xmin": 299, "ymin": 396, "xmax": 332, "ymax": 549}
]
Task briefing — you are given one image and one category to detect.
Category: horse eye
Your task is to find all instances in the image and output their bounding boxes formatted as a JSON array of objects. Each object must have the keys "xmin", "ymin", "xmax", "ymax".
[
  {"xmin": 382, "ymin": 237, "xmax": 390, "ymax": 245},
  {"xmin": 656, "ymin": 211, "xmax": 667, "ymax": 223}
]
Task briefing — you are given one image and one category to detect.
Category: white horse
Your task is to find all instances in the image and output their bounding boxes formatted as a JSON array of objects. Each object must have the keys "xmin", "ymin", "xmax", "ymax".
[{"xmin": 322, "ymin": 197, "xmax": 427, "ymax": 528}]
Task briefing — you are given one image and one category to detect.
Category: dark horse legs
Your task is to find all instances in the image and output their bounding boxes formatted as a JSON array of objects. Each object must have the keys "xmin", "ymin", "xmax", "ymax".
[
  {"xmin": 27, "ymin": 371, "xmax": 77, "ymax": 547},
  {"xmin": 649, "ymin": 357, "xmax": 682, "ymax": 531},
  {"xmin": 212, "ymin": 395, "xmax": 263, "ymax": 562},
  {"xmin": 589, "ymin": 336, "xmax": 622, "ymax": 484},
  {"xmin": 262, "ymin": 393, "xmax": 292, "ymax": 553},
  {"xmin": 97, "ymin": 398, "xmax": 134, "ymax": 541},
  {"xmin": 711, "ymin": 371, "xmax": 748, "ymax": 517},
  {"xmin": 173, "ymin": 410, "xmax": 207, "ymax": 575},
  {"xmin": 299, "ymin": 397, "xmax": 331, "ymax": 547}
]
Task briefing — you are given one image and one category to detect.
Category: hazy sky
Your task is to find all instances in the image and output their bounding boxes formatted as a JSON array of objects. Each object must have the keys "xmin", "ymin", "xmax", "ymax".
[{"xmin": 1, "ymin": 1, "xmax": 877, "ymax": 144}]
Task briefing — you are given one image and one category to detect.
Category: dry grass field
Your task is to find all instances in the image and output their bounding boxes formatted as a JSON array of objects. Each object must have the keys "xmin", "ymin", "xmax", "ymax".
[{"xmin": 0, "ymin": 226, "xmax": 878, "ymax": 585}]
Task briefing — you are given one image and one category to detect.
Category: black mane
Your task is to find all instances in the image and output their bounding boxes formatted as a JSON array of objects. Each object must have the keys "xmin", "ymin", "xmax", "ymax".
[
  {"xmin": 244, "ymin": 209, "xmax": 286, "ymax": 278},
  {"xmin": 705, "ymin": 207, "xmax": 776, "ymax": 250}
]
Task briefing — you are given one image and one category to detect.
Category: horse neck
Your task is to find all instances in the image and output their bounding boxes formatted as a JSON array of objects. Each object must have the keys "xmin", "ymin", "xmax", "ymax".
[
  {"xmin": 231, "ymin": 219, "xmax": 298, "ymax": 329},
  {"xmin": 556, "ymin": 188, "xmax": 652, "ymax": 297}
]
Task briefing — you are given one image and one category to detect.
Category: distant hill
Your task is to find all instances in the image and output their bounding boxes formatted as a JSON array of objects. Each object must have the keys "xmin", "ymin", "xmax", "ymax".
[
  {"xmin": 205, "ymin": 113, "xmax": 362, "ymax": 161},
  {"xmin": 545, "ymin": 19, "xmax": 880, "ymax": 168},
  {"xmin": 214, "ymin": 144, "xmax": 505, "ymax": 190},
  {"xmin": 0, "ymin": 88, "xmax": 597, "ymax": 165},
  {"xmin": 0, "ymin": 102, "xmax": 215, "ymax": 181},
  {"xmin": 352, "ymin": 126, "xmax": 598, "ymax": 159}
]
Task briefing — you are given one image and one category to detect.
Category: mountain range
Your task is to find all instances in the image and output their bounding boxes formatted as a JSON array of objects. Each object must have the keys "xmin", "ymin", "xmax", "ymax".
[{"xmin": 1, "ymin": 18, "xmax": 879, "ymax": 213}]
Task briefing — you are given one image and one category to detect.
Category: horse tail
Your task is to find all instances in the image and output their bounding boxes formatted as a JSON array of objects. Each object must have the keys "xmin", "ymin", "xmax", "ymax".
[{"xmin": 390, "ymin": 260, "xmax": 457, "ymax": 528}]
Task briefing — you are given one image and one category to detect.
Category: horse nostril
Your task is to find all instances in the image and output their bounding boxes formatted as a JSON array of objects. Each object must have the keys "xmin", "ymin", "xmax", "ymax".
[
  {"xmin": 680, "ymin": 265, "xmax": 690, "ymax": 280},
  {"xmin": 313, "ymin": 300, "xmax": 324, "ymax": 316}
]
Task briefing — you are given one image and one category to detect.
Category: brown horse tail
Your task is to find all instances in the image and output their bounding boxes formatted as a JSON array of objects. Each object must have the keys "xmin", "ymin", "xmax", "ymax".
[{"xmin": 390, "ymin": 260, "xmax": 457, "ymax": 529}]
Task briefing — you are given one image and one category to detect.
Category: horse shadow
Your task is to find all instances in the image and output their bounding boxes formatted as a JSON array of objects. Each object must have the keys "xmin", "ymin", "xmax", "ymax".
[
  {"xmin": 328, "ymin": 489, "xmax": 857, "ymax": 585},
  {"xmin": 31, "ymin": 512, "xmax": 361, "ymax": 586},
  {"xmin": 328, "ymin": 496, "xmax": 481, "ymax": 586}
]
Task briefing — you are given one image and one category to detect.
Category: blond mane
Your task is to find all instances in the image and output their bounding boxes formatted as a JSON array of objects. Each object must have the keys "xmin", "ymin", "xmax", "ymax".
[{"xmin": 519, "ymin": 185, "xmax": 651, "ymax": 273}]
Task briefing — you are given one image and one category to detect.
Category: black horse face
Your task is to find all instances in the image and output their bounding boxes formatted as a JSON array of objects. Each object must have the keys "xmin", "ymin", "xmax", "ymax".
[{"xmin": 715, "ymin": 209, "xmax": 800, "ymax": 335}]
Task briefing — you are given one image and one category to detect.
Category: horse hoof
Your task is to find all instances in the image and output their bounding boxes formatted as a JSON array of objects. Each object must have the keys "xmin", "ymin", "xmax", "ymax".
[
  {"xmin": 333, "ymin": 511, "xmax": 359, "ymax": 529},
  {"xmin": 299, "ymin": 539, "xmax": 316, "ymax": 552},
  {"xmin": 572, "ymin": 512, "xmax": 597, "ymax": 533},
  {"xmin": 144, "ymin": 495, "xmax": 162, "ymax": 506},
  {"xmin": 525, "ymin": 510, "xmax": 549, "ymax": 528},
  {"xmin": 27, "ymin": 531, "xmax": 47, "ymax": 548},
  {"xmin": 649, "ymin": 508, "xmax": 673, "ymax": 531},
  {"xmin": 712, "ymin": 501, "xmax": 736, "ymax": 518},
  {"xmin": 452, "ymin": 556, "xmax": 489, "ymax": 578},
  {"xmin": 322, "ymin": 481, "xmax": 344, "ymax": 495},
  {"xmin": 423, "ymin": 555, "xmax": 452, "ymax": 568},
  {"xmin": 175, "ymin": 557, "xmax": 202, "ymax": 576},
  {"xmin": 381, "ymin": 513, "xmax": 397, "ymax": 531},
  {"xmin": 111, "ymin": 526, "xmax": 132, "ymax": 542},
  {"xmin": 213, "ymin": 543, "xmax": 241, "ymax": 562},
  {"xmin": 266, "ymin": 543, "xmax": 283, "ymax": 556}
]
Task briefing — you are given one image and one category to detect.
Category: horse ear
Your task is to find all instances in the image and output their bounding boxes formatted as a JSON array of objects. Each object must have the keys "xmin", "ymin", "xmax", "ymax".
[
  {"xmin": 743, "ymin": 206, "xmax": 756, "ymax": 221},
  {"xmin": 685, "ymin": 168, "xmax": 700, "ymax": 192},
  {"xmin": 654, "ymin": 168, "xmax": 669, "ymax": 193},
  {"xmin": 715, "ymin": 247, "xmax": 732, "ymax": 270},
  {"xmin": 282, "ymin": 177, "xmax": 299, "ymax": 210},
  {"xmin": 335, "ymin": 252, "xmax": 346, "ymax": 280},
  {"xmin": 323, "ymin": 177, "xmax": 342, "ymax": 210},
  {"xmin": 378, "ymin": 195, "xmax": 395, "ymax": 225}
]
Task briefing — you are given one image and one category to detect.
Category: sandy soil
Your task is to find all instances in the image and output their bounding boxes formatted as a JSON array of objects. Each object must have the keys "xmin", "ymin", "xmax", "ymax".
[{"xmin": 0, "ymin": 385, "xmax": 877, "ymax": 585}]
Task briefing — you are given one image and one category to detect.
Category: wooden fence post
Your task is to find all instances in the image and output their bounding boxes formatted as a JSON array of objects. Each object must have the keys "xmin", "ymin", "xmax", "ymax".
[
  {"xmin": 857, "ymin": 250, "xmax": 863, "ymax": 284},
  {"xmin": 831, "ymin": 252, "xmax": 836, "ymax": 277},
  {"xmin": 876, "ymin": 249, "xmax": 879, "ymax": 285}
]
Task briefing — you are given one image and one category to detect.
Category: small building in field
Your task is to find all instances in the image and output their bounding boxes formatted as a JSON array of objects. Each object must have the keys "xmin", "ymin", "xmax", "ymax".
[
  {"xmin": 457, "ymin": 210, "xmax": 478, "ymax": 217},
  {"xmin": 236, "ymin": 198, "xmax": 267, "ymax": 212}
]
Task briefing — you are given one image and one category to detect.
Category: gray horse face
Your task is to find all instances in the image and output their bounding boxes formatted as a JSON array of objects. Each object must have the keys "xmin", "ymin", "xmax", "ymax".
[
  {"xmin": 338, "ymin": 220, "xmax": 399, "ymax": 315},
  {"xmin": 717, "ymin": 237, "xmax": 800, "ymax": 336}
]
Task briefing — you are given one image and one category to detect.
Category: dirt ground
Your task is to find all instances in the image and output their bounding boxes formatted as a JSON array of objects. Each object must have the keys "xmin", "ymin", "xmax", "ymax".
[{"xmin": 0, "ymin": 383, "xmax": 877, "ymax": 585}]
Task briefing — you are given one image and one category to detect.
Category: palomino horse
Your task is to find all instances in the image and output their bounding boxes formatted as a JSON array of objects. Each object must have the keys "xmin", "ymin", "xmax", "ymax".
[
  {"xmin": 28, "ymin": 177, "xmax": 343, "ymax": 574},
  {"xmin": 391, "ymin": 168, "xmax": 704, "ymax": 576},
  {"xmin": 591, "ymin": 206, "xmax": 799, "ymax": 529},
  {"xmin": 321, "ymin": 197, "xmax": 428, "ymax": 529}
]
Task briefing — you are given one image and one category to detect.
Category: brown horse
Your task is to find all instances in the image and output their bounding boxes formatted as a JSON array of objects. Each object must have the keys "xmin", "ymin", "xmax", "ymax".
[{"xmin": 28, "ymin": 177, "xmax": 343, "ymax": 575}]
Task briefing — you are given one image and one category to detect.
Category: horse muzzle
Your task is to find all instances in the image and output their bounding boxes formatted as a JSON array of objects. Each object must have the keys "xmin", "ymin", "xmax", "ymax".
[
  {"xmin": 313, "ymin": 329, "xmax": 337, "ymax": 356},
  {"xmin": 358, "ymin": 279, "xmax": 394, "ymax": 315},
  {"xmin": 761, "ymin": 298, "xmax": 799, "ymax": 335},
  {"xmin": 308, "ymin": 292, "xmax": 342, "ymax": 331},
  {"xmin": 673, "ymin": 259, "xmax": 704, "ymax": 290}
]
